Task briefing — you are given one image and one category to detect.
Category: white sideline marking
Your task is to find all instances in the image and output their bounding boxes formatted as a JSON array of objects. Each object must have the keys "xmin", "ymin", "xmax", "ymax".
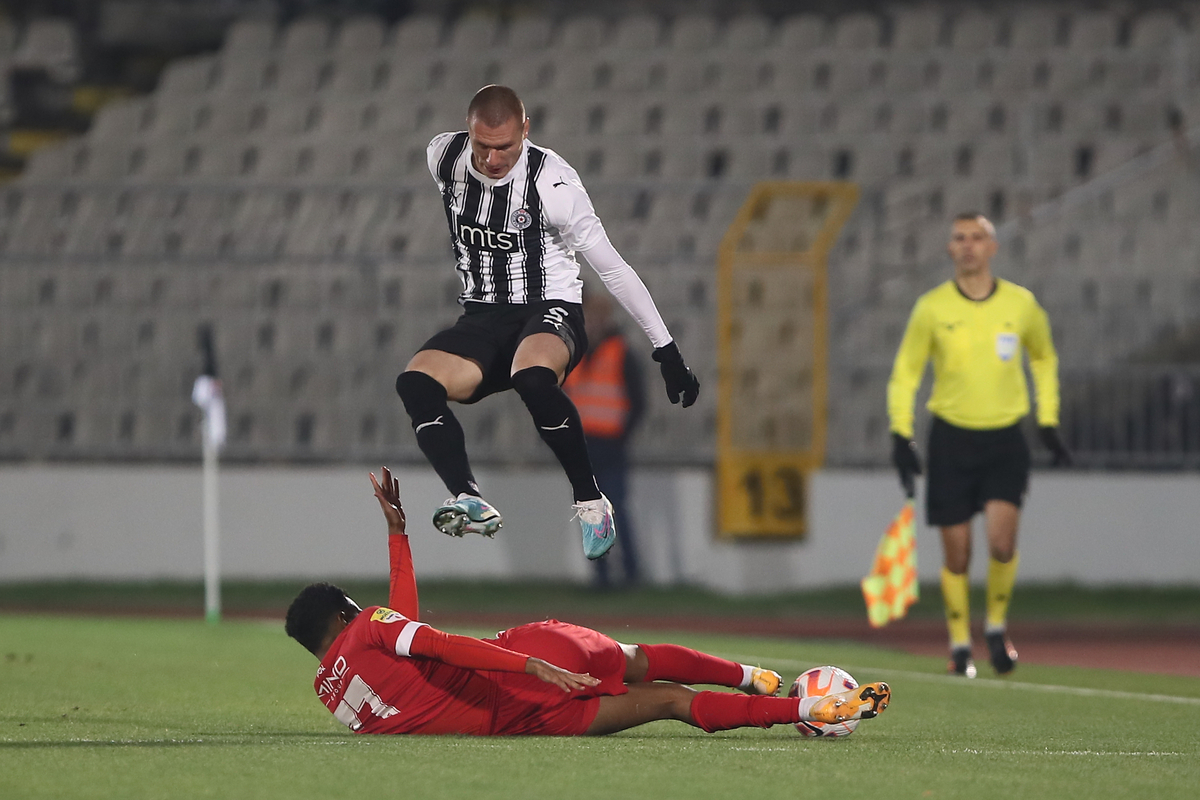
[
  {"xmin": 944, "ymin": 748, "xmax": 1187, "ymax": 757},
  {"xmin": 723, "ymin": 653, "xmax": 1200, "ymax": 707}
]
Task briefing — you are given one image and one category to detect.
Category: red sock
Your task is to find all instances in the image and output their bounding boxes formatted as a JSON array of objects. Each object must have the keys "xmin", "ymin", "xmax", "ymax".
[
  {"xmin": 689, "ymin": 692, "xmax": 801, "ymax": 733},
  {"xmin": 638, "ymin": 643, "xmax": 745, "ymax": 687}
]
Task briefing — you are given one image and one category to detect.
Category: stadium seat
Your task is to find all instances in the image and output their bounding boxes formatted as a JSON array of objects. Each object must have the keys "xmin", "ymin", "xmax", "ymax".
[
  {"xmin": 881, "ymin": 55, "xmax": 928, "ymax": 93},
  {"xmin": 612, "ymin": 13, "xmax": 662, "ymax": 50},
  {"xmin": 1130, "ymin": 11, "xmax": 1183, "ymax": 51},
  {"xmin": 436, "ymin": 58, "xmax": 495, "ymax": 92},
  {"xmin": 950, "ymin": 11, "xmax": 999, "ymax": 50},
  {"xmin": 1010, "ymin": 7, "xmax": 1067, "ymax": 49},
  {"xmin": 1041, "ymin": 52, "xmax": 1094, "ymax": 93},
  {"xmin": 724, "ymin": 14, "xmax": 770, "ymax": 50},
  {"xmin": 75, "ymin": 142, "xmax": 139, "ymax": 181},
  {"xmin": 13, "ymin": 17, "xmax": 82, "ymax": 82},
  {"xmin": 669, "ymin": 15, "xmax": 717, "ymax": 50},
  {"xmin": 648, "ymin": 54, "xmax": 701, "ymax": 93},
  {"xmin": 447, "ymin": 14, "xmax": 501, "ymax": 53},
  {"xmin": 891, "ymin": 8, "xmax": 946, "ymax": 50},
  {"xmin": 212, "ymin": 49, "xmax": 272, "ymax": 95},
  {"xmin": 832, "ymin": 12, "xmax": 882, "ymax": 49},
  {"xmin": 379, "ymin": 49, "xmax": 442, "ymax": 95},
  {"xmin": 20, "ymin": 141, "xmax": 78, "ymax": 181},
  {"xmin": 280, "ymin": 16, "xmax": 331, "ymax": 56},
  {"xmin": 775, "ymin": 15, "xmax": 827, "ymax": 51},
  {"xmin": 1068, "ymin": 11, "xmax": 1119, "ymax": 50},
  {"xmin": 393, "ymin": 14, "xmax": 443, "ymax": 52},
  {"xmin": 222, "ymin": 17, "xmax": 276, "ymax": 54},
  {"xmin": 88, "ymin": 98, "xmax": 152, "ymax": 141},
  {"xmin": 553, "ymin": 53, "xmax": 606, "ymax": 91},
  {"xmin": 505, "ymin": 15, "xmax": 553, "ymax": 50},
  {"xmin": 156, "ymin": 55, "xmax": 217, "ymax": 96},
  {"xmin": 706, "ymin": 53, "xmax": 772, "ymax": 94},
  {"xmin": 333, "ymin": 15, "xmax": 386, "ymax": 55},
  {"xmin": 189, "ymin": 96, "xmax": 259, "ymax": 137},
  {"xmin": 556, "ymin": 16, "xmax": 607, "ymax": 52}
]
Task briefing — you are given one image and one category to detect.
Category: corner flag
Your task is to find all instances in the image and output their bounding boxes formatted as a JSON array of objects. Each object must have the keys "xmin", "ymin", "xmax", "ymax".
[
  {"xmin": 192, "ymin": 326, "xmax": 224, "ymax": 625},
  {"xmin": 861, "ymin": 501, "xmax": 919, "ymax": 628},
  {"xmin": 191, "ymin": 327, "xmax": 226, "ymax": 451}
]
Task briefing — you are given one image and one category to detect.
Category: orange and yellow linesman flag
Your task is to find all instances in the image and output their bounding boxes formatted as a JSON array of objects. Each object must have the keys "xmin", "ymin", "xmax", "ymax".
[{"xmin": 861, "ymin": 501, "xmax": 919, "ymax": 628}]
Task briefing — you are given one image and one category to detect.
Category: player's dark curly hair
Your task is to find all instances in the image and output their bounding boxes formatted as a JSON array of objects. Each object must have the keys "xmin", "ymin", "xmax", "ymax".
[{"xmin": 285, "ymin": 582, "xmax": 359, "ymax": 656}]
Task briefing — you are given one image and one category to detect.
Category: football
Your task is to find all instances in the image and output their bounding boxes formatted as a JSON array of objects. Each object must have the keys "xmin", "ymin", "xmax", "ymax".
[{"xmin": 789, "ymin": 665, "xmax": 860, "ymax": 738}]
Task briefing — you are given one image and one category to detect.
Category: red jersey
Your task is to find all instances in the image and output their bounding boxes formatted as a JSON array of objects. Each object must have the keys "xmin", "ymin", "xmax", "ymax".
[{"xmin": 310, "ymin": 533, "xmax": 628, "ymax": 736}]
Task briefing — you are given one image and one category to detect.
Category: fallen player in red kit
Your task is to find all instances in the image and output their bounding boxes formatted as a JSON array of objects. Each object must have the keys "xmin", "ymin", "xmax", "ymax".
[{"xmin": 285, "ymin": 467, "xmax": 891, "ymax": 736}]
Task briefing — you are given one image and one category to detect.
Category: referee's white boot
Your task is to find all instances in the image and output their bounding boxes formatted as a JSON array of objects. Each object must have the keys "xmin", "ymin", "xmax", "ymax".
[
  {"xmin": 433, "ymin": 493, "xmax": 503, "ymax": 538},
  {"xmin": 573, "ymin": 494, "xmax": 617, "ymax": 560}
]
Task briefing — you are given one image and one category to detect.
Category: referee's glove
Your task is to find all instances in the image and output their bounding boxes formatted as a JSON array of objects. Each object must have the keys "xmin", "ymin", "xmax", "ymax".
[
  {"xmin": 891, "ymin": 432, "xmax": 923, "ymax": 499},
  {"xmin": 652, "ymin": 341, "xmax": 700, "ymax": 408},
  {"xmin": 1038, "ymin": 426, "xmax": 1073, "ymax": 467}
]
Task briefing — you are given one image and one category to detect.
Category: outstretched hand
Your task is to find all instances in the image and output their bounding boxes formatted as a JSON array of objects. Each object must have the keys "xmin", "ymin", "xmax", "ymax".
[
  {"xmin": 369, "ymin": 467, "xmax": 407, "ymax": 534},
  {"xmin": 525, "ymin": 657, "xmax": 601, "ymax": 693}
]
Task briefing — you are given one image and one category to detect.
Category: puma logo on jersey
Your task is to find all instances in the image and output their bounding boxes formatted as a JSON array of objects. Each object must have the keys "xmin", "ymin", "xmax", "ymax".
[
  {"xmin": 552, "ymin": 178, "xmax": 568, "ymax": 187},
  {"xmin": 540, "ymin": 418, "xmax": 571, "ymax": 431}
]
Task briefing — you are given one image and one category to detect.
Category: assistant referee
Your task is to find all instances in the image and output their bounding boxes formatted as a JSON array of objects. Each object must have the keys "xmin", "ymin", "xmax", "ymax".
[{"xmin": 886, "ymin": 212, "xmax": 1072, "ymax": 678}]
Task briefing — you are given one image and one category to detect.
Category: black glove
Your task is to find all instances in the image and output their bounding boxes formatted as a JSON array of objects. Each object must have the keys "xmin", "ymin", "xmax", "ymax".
[
  {"xmin": 1038, "ymin": 426, "xmax": 1072, "ymax": 467},
  {"xmin": 891, "ymin": 432, "xmax": 923, "ymax": 499},
  {"xmin": 651, "ymin": 341, "xmax": 700, "ymax": 408}
]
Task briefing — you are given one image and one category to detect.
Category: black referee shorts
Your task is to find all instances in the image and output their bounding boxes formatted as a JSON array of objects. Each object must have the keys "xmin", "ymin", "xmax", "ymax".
[
  {"xmin": 417, "ymin": 299, "xmax": 588, "ymax": 404},
  {"xmin": 925, "ymin": 416, "xmax": 1031, "ymax": 527}
]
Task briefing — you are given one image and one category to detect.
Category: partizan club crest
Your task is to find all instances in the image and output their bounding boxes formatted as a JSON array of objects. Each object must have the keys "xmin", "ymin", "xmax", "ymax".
[{"xmin": 510, "ymin": 208, "xmax": 533, "ymax": 230}]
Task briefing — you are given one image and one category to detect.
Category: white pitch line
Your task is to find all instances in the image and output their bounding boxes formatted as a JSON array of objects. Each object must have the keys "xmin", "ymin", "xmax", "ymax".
[
  {"xmin": 943, "ymin": 748, "xmax": 1188, "ymax": 757},
  {"xmin": 721, "ymin": 653, "xmax": 1200, "ymax": 707}
]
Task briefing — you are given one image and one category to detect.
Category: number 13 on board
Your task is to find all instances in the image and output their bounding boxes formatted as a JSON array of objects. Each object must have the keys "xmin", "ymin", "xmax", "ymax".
[{"xmin": 717, "ymin": 453, "xmax": 808, "ymax": 538}]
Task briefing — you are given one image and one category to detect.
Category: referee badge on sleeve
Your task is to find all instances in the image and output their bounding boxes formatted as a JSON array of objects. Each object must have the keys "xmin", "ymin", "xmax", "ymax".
[
  {"xmin": 995, "ymin": 332, "xmax": 1018, "ymax": 361},
  {"xmin": 510, "ymin": 208, "xmax": 533, "ymax": 230}
]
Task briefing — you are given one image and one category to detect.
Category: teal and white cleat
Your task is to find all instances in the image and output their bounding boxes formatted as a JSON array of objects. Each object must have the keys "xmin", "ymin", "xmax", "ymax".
[
  {"xmin": 573, "ymin": 494, "xmax": 617, "ymax": 560},
  {"xmin": 433, "ymin": 494, "xmax": 503, "ymax": 538}
]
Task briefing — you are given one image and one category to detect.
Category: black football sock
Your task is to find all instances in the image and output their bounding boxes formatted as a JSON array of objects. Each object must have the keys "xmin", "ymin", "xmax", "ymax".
[
  {"xmin": 395, "ymin": 370, "xmax": 478, "ymax": 497},
  {"xmin": 511, "ymin": 366, "xmax": 601, "ymax": 502}
]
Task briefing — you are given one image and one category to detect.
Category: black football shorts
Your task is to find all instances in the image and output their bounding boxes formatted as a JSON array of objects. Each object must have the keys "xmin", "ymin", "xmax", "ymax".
[
  {"xmin": 417, "ymin": 299, "xmax": 588, "ymax": 403},
  {"xmin": 925, "ymin": 416, "xmax": 1031, "ymax": 527}
]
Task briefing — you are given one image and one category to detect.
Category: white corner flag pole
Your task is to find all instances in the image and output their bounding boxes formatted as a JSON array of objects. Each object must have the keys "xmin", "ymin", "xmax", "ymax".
[
  {"xmin": 201, "ymin": 428, "xmax": 221, "ymax": 625},
  {"xmin": 192, "ymin": 374, "xmax": 226, "ymax": 625}
]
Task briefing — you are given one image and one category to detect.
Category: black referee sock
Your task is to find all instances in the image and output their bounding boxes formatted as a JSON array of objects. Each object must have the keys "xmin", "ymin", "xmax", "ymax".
[
  {"xmin": 395, "ymin": 371, "xmax": 478, "ymax": 498},
  {"xmin": 511, "ymin": 366, "xmax": 602, "ymax": 502}
]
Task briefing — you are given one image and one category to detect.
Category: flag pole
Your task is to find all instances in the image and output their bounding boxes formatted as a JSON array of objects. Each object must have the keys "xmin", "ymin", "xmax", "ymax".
[
  {"xmin": 193, "ymin": 325, "xmax": 225, "ymax": 626},
  {"xmin": 202, "ymin": 425, "xmax": 221, "ymax": 625}
]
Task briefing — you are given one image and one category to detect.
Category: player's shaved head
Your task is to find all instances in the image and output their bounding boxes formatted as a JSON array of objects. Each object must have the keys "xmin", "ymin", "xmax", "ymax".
[
  {"xmin": 467, "ymin": 85, "xmax": 526, "ymax": 128},
  {"xmin": 953, "ymin": 211, "xmax": 996, "ymax": 239},
  {"xmin": 286, "ymin": 582, "xmax": 361, "ymax": 656}
]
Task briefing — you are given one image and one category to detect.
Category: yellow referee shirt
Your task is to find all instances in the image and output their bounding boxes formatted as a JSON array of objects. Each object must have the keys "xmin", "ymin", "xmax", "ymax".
[{"xmin": 887, "ymin": 279, "xmax": 1060, "ymax": 439}]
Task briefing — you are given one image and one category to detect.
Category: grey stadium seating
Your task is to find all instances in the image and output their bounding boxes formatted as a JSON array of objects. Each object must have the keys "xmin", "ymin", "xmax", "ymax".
[{"xmin": 3, "ymin": 5, "xmax": 1200, "ymax": 467}]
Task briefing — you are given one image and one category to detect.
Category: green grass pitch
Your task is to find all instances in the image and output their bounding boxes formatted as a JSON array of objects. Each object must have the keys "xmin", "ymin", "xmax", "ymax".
[{"xmin": 2, "ymin": 613, "xmax": 1197, "ymax": 800}]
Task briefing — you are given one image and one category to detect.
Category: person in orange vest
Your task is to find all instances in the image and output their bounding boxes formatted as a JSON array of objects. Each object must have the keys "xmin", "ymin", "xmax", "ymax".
[{"xmin": 564, "ymin": 287, "xmax": 646, "ymax": 587}]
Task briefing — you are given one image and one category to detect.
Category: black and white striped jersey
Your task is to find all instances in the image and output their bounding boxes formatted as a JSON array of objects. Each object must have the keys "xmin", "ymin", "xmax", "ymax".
[{"xmin": 426, "ymin": 131, "xmax": 672, "ymax": 348}]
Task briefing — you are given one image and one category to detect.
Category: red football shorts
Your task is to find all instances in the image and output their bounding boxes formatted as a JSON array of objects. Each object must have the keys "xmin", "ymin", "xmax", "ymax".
[{"xmin": 484, "ymin": 620, "xmax": 630, "ymax": 736}]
